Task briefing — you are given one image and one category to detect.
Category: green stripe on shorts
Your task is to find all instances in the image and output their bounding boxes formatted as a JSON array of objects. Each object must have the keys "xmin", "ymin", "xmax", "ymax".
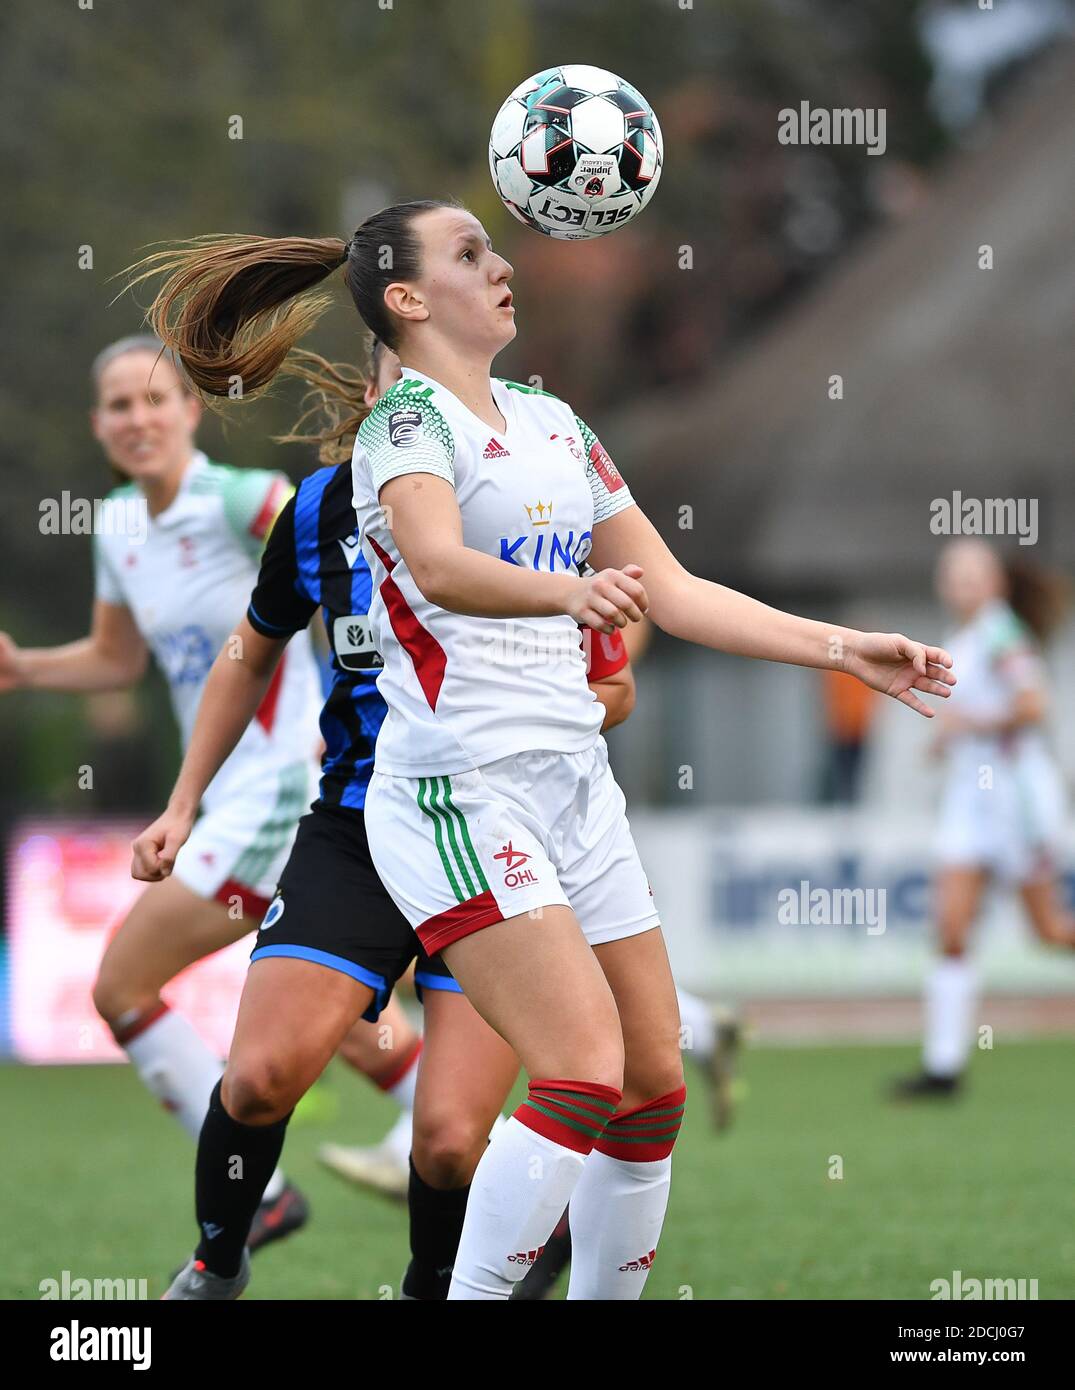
[
  {"xmin": 415, "ymin": 775, "xmax": 491, "ymax": 903},
  {"xmin": 440, "ymin": 777, "xmax": 490, "ymax": 893},
  {"xmin": 417, "ymin": 777, "xmax": 465, "ymax": 903},
  {"xmin": 229, "ymin": 762, "xmax": 309, "ymax": 889}
]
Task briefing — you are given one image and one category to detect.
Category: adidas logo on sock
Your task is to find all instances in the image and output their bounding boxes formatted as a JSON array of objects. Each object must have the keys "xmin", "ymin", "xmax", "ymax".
[
  {"xmin": 482, "ymin": 437, "xmax": 510, "ymax": 459},
  {"xmin": 618, "ymin": 1248, "xmax": 656, "ymax": 1273},
  {"xmin": 506, "ymin": 1246, "xmax": 545, "ymax": 1266}
]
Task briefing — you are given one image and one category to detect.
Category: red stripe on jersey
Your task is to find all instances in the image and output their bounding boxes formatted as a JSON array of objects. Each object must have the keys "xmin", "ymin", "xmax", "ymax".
[
  {"xmin": 215, "ymin": 879, "xmax": 273, "ymax": 922},
  {"xmin": 589, "ymin": 438, "xmax": 625, "ymax": 494},
  {"xmin": 417, "ymin": 890, "xmax": 504, "ymax": 956},
  {"xmin": 254, "ymin": 649, "xmax": 287, "ymax": 735},
  {"xmin": 367, "ymin": 535, "xmax": 447, "ymax": 711},
  {"xmin": 250, "ymin": 477, "xmax": 290, "ymax": 540},
  {"xmin": 582, "ymin": 625, "xmax": 629, "ymax": 681}
]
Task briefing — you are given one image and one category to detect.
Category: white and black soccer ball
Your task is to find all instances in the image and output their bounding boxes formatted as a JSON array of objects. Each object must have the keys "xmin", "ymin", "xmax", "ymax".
[{"xmin": 488, "ymin": 65, "xmax": 663, "ymax": 241}]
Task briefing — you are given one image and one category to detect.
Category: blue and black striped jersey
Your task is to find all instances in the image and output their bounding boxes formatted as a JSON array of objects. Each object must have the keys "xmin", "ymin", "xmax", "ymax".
[{"xmin": 247, "ymin": 464, "xmax": 386, "ymax": 809}]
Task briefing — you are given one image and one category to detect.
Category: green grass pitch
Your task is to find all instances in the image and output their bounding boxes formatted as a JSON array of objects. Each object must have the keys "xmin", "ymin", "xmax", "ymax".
[{"xmin": 2, "ymin": 1039, "xmax": 1072, "ymax": 1300}]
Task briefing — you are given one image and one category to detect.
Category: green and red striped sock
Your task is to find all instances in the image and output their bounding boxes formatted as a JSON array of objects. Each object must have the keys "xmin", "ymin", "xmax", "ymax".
[
  {"xmin": 514, "ymin": 1078, "xmax": 623, "ymax": 1154},
  {"xmin": 447, "ymin": 1078, "xmax": 622, "ymax": 1299},
  {"xmin": 595, "ymin": 1084, "xmax": 686, "ymax": 1161},
  {"xmin": 567, "ymin": 1084, "xmax": 688, "ymax": 1300}
]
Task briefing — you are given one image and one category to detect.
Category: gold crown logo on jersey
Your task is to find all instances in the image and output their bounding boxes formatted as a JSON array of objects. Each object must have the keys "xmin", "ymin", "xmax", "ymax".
[{"xmin": 524, "ymin": 500, "xmax": 553, "ymax": 526}]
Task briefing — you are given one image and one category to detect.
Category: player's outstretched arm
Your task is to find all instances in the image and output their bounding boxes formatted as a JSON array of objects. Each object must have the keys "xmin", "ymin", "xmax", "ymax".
[
  {"xmin": 379, "ymin": 472, "xmax": 648, "ymax": 632},
  {"xmin": 590, "ymin": 504, "xmax": 956, "ymax": 719},
  {"xmin": 131, "ymin": 617, "xmax": 288, "ymax": 881},
  {"xmin": 0, "ymin": 601, "xmax": 148, "ymax": 694}
]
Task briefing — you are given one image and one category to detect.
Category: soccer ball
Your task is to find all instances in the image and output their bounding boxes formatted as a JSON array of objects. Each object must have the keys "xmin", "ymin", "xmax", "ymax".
[{"xmin": 488, "ymin": 65, "xmax": 663, "ymax": 241}]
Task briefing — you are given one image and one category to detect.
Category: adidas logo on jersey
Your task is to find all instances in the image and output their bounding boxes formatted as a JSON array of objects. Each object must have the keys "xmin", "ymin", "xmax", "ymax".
[
  {"xmin": 482, "ymin": 437, "xmax": 510, "ymax": 459},
  {"xmin": 619, "ymin": 1248, "xmax": 657, "ymax": 1273}
]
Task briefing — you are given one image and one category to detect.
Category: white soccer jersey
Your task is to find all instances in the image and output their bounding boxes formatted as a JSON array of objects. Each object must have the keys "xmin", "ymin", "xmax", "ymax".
[
  {"xmin": 936, "ymin": 599, "xmax": 1065, "ymax": 877},
  {"xmin": 93, "ymin": 452, "xmax": 322, "ymax": 809},
  {"xmin": 942, "ymin": 600, "xmax": 1049, "ymax": 769},
  {"xmin": 351, "ymin": 370, "xmax": 636, "ymax": 775}
]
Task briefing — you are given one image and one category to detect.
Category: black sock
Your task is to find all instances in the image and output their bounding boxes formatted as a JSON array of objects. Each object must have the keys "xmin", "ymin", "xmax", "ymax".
[
  {"xmin": 193, "ymin": 1080, "xmax": 292, "ymax": 1278},
  {"xmin": 401, "ymin": 1155, "xmax": 471, "ymax": 1300}
]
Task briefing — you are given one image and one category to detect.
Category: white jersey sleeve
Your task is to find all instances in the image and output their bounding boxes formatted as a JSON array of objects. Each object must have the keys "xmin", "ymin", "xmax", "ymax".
[
  {"xmin": 984, "ymin": 604, "xmax": 1043, "ymax": 695},
  {"xmin": 359, "ymin": 389, "xmax": 456, "ymax": 494},
  {"xmin": 92, "ymin": 529, "xmax": 124, "ymax": 604},
  {"xmin": 218, "ymin": 468, "xmax": 293, "ymax": 560},
  {"xmin": 574, "ymin": 414, "xmax": 635, "ymax": 524},
  {"xmin": 92, "ymin": 485, "xmax": 137, "ymax": 604}
]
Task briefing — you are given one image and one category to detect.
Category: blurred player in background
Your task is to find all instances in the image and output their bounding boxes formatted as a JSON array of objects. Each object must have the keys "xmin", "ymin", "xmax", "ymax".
[
  {"xmin": 0, "ymin": 337, "xmax": 321, "ymax": 1246},
  {"xmin": 893, "ymin": 539, "xmax": 1074, "ymax": 1099}
]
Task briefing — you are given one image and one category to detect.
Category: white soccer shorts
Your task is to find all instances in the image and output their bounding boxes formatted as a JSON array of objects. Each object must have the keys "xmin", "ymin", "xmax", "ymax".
[
  {"xmin": 935, "ymin": 749, "xmax": 1066, "ymax": 885},
  {"xmin": 172, "ymin": 761, "xmax": 314, "ymax": 916},
  {"xmin": 364, "ymin": 739, "xmax": 661, "ymax": 955}
]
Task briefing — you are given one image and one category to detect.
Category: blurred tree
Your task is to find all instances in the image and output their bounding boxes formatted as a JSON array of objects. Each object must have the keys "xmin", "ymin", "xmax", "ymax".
[{"xmin": 0, "ymin": 0, "xmax": 949, "ymax": 812}]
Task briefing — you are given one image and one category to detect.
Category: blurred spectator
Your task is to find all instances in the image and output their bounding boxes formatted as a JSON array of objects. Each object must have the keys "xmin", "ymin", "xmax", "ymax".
[{"xmin": 818, "ymin": 670, "xmax": 878, "ymax": 804}]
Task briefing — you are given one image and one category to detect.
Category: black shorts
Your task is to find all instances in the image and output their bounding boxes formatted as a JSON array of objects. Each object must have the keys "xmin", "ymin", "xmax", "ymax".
[{"xmin": 249, "ymin": 802, "xmax": 459, "ymax": 1022}]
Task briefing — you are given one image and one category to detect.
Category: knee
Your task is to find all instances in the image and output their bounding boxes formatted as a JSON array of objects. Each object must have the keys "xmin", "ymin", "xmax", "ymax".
[
  {"xmin": 620, "ymin": 1052, "xmax": 685, "ymax": 1115},
  {"xmin": 222, "ymin": 1054, "xmax": 298, "ymax": 1126},
  {"xmin": 567, "ymin": 1030, "xmax": 626, "ymax": 1096},
  {"xmin": 412, "ymin": 1108, "xmax": 491, "ymax": 1187},
  {"xmin": 91, "ymin": 962, "xmax": 155, "ymax": 1033}
]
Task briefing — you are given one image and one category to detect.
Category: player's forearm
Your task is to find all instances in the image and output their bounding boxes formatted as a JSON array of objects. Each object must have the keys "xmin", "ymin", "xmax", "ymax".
[
  {"xmin": 17, "ymin": 638, "xmax": 145, "ymax": 692},
  {"xmin": 413, "ymin": 544, "xmax": 579, "ymax": 619},
  {"xmin": 167, "ymin": 643, "xmax": 278, "ymax": 815},
  {"xmin": 652, "ymin": 573, "xmax": 852, "ymax": 670},
  {"xmin": 592, "ymin": 680, "xmax": 635, "ymax": 731}
]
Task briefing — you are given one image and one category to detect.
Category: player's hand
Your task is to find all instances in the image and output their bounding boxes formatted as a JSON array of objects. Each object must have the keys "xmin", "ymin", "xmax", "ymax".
[
  {"xmin": 568, "ymin": 565, "xmax": 648, "ymax": 633},
  {"xmin": 844, "ymin": 632, "xmax": 956, "ymax": 718},
  {"xmin": 131, "ymin": 808, "xmax": 195, "ymax": 882},
  {"xmin": 0, "ymin": 632, "xmax": 27, "ymax": 692}
]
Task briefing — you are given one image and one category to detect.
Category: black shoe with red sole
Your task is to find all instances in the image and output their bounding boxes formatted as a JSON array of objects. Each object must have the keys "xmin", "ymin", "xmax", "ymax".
[{"xmin": 247, "ymin": 1182, "xmax": 310, "ymax": 1254}]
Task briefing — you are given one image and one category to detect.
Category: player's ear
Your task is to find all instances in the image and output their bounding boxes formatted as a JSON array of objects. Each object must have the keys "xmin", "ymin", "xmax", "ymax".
[
  {"xmin": 383, "ymin": 282, "xmax": 429, "ymax": 330},
  {"xmin": 89, "ymin": 408, "xmax": 103, "ymax": 443},
  {"xmin": 183, "ymin": 392, "xmax": 203, "ymax": 430}
]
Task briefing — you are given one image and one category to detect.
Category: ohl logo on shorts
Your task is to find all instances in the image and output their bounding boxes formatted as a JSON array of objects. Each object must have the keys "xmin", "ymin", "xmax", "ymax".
[{"xmin": 493, "ymin": 841, "xmax": 538, "ymax": 890}]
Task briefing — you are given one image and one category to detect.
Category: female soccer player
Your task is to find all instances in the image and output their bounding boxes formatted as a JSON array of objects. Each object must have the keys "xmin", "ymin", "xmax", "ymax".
[
  {"xmin": 134, "ymin": 335, "xmax": 638, "ymax": 1299},
  {"xmin": 0, "ymin": 336, "xmax": 321, "ymax": 1248},
  {"xmin": 322, "ymin": 608, "xmax": 637, "ymax": 1203},
  {"xmin": 893, "ymin": 539, "xmax": 1073, "ymax": 1099},
  {"xmin": 132, "ymin": 200, "xmax": 954, "ymax": 1300}
]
